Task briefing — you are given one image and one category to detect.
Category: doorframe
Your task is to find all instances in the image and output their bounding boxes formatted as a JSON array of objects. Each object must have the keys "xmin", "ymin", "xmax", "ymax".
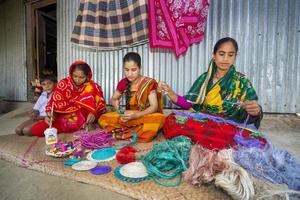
[{"xmin": 25, "ymin": 0, "xmax": 56, "ymax": 101}]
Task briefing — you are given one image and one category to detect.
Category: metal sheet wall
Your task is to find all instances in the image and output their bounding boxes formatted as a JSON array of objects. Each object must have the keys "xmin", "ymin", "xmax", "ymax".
[
  {"xmin": 0, "ymin": 0, "xmax": 27, "ymax": 101},
  {"xmin": 57, "ymin": 0, "xmax": 300, "ymax": 113}
]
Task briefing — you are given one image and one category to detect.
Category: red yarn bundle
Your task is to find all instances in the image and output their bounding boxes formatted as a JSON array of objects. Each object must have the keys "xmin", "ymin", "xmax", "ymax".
[{"xmin": 116, "ymin": 146, "xmax": 136, "ymax": 164}]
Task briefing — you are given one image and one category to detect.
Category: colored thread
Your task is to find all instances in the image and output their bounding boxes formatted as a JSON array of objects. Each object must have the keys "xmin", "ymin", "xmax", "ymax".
[
  {"xmin": 249, "ymin": 132, "xmax": 265, "ymax": 139},
  {"xmin": 234, "ymin": 134, "xmax": 265, "ymax": 148},
  {"xmin": 238, "ymin": 114, "xmax": 250, "ymax": 135},
  {"xmin": 74, "ymin": 129, "xmax": 116, "ymax": 150},
  {"xmin": 175, "ymin": 116, "xmax": 188, "ymax": 124},
  {"xmin": 234, "ymin": 146, "xmax": 300, "ymax": 190},
  {"xmin": 114, "ymin": 131, "xmax": 138, "ymax": 150},
  {"xmin": 173, "ymin": 110, "xmax": 260, "ymax": 133},
  {"xmin": 116, "ymin": 146, "xmax": 136, "ymax": 164},
  {"xmin": 141, "ymin": 136, "xmax": 191, "ymax": 187},
  {"xmin": 117, "ymin": 108, "xmax": 125, "ymax": 115},
  {"xmin": 183, "ymin": 144, "xmax": 230, "ymax": 186}
]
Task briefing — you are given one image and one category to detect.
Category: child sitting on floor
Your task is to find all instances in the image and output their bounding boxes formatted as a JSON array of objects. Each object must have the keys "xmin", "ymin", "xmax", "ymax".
[{"xmin": 16, "ymin": 74, "xmax": 57, "ymax": 136}]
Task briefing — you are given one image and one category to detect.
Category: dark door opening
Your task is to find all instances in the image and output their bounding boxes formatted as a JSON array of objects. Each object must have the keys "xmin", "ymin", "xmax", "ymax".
[{"xmin": 35, "ymin": 3, "xmax": 57, "ymax": 77}]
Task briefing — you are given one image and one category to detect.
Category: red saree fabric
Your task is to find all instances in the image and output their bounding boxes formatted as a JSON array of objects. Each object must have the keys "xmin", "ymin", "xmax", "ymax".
[
  {"xmin": 163, "ymin": 113, "xmax": 266, "ymax": 150},
  {"xmin": 42, "ymin": 60, "xmax": 106, "ymax": 133}
]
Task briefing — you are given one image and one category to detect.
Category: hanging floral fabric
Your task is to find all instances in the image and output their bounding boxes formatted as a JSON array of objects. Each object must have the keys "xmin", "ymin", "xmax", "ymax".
[
  {"xmin": 71, "ymin": 0, "xmax": 148, "ymax": 49},
  {"xmin": 148, "ymin": 0, "xmax": 210, "ymax": 57}
]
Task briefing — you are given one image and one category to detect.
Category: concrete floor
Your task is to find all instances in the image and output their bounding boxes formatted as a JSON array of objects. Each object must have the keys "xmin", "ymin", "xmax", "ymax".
[
  {"xmin": 0, "ymin": 102, "xmax": 299, "ymax": 200},
  {"xmin": 0, "ymin": 160, "xmax": 133, "ymax": 200}
]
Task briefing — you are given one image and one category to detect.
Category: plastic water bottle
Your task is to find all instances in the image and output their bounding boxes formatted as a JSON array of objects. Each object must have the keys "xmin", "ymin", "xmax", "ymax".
[{"xmin": 44, "ymin": 127, "xmax": 58, "ymax": 145}]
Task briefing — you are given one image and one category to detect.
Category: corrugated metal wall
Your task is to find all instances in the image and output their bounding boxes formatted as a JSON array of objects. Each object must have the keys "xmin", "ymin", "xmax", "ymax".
[
  {"xmin": 0, "ymin": 0, "xmax": 27, "ymax": 101},
  {"xmin": 57, "ymin": 0, "xmax": 300, "ymax": 113}
]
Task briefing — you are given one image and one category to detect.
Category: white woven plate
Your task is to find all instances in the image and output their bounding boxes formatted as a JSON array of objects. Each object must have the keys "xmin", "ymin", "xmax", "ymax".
[
  {"xmin": 71, "ymin": 160, "xmax": 97, "ymax": 171},
  {"xmin": 119, "ymin": 161, "xmax": 148, "ymax": 178}
]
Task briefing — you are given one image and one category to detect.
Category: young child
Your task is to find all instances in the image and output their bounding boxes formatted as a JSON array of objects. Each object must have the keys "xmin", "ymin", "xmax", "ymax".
[
  {"xmin": 31, "ymin": 68, "xmax": 55, "ymax": 101},
  {"xmin": 16, "ymin": 74, "xmax": 57, "ymax": 136}
]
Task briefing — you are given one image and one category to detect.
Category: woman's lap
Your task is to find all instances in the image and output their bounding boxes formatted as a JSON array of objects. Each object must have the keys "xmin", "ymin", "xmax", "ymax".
[
  {"xmin": 163, "ymin": 113, "xmax": 265, "ymax": 150},
  {"xmin": 98, "ymin": 112, "xmax": 166, "ymax": 142}
]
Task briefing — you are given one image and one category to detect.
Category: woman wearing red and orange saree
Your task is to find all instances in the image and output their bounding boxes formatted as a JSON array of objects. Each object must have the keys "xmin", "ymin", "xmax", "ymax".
[
  {"xmin": 31, "ymin": 60, "xmax": 106, "ymax": 136},
  {"xmin": 98, "ymin": 52, "xmax": 166, "ymax": 143}
]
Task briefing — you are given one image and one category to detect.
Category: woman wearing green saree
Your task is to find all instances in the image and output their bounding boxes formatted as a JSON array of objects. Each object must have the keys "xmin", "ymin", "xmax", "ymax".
[{"xmin": 159, "ymin": 37, "xmax": 266, "ymax": 150}]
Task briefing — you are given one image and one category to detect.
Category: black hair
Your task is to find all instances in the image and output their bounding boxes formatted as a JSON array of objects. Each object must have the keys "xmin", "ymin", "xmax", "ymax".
[
  {"xmin": 72, "ymin": 63, "xmax": 90, "ymax": 76},
  {"xmin": 40, "ymin": 74, "xmax": 57, "ymax": 83},
  {"xmin": 123, "ymin": 52, "xmax": 141, "ymax": 110},
  {"xmin": 123, "ymin": 52, "xmax": 141, "ymax": 68},
  {"xmin": 125, "ymin": 79, "xmax": 131, "ymax": 109},
  {"xmin": 213, "ymin": 37, "xmax": 238, "ymax": 54}
]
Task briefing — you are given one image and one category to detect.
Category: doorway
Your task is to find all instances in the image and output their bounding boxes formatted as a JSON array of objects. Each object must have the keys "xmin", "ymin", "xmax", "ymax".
[
  {"xmin": 35, "ymin": 4, "xmax": 57, "ymax": 77},
  {"xmin": 35, "ymin": 3, "xmax": 57, "ymax": 77},
  {"xmin": 26, "ymin": 0, "xmax": 57, "ymax": 100}
]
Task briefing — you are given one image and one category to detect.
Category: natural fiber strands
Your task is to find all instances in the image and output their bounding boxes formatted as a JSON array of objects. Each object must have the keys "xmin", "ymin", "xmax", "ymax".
[
  {"xmin": 234, "ymin": 146, "xmax": 300, "ymax": 190},
  {"xmin": 183, "ymin": 144, "xmax": 230, "ymax": 186},
  {"xmin": 215, "ymin": 149, "xmax": 255, "ymax": 200},
  {"xmin": 184, "ymin": 145, "xmax": 255, "ymax": 200},
  {"xmin": 215, "ymin": 165, "xmax": 255, "ymax": 200}
]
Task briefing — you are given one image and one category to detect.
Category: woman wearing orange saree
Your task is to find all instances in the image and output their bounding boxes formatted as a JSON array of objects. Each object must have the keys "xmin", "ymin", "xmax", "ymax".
[
  {"xmin": 98, "ymin": 52, "xmax": 165, "ymax": 143},
  {"xmin": 31, "ymin": 60, "xmax": 106, "ymax": 136}
]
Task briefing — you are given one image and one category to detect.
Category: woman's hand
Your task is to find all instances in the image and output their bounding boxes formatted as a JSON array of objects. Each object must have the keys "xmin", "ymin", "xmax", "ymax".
[
  {"xmin": 31, "ymin": 110, "xmax": 39, "ymax": 120},
  {"xmin": 86, "ymin": 113, "xmax": 96, "ymax": 124},
  {"xmin": 110, "ymin": 90, "xmax": 122, "ymax": 110},
  {"xmin": 44, "ymin": 111, "xmax": 55, "ymax": 125},
  {"xmin": 158, "ymin": 81, "xmax": 172, "ymax": 94},
  {"xmin": 241, "ymin": 100, "xmax": 261, "ymax": 116},
  {"xmin": 158, "ymin": 81, "xmax": 178, "ymax": 103},
  {"xmin": 120, "ymin": 110, "xmax": 140, "ymax": 122}
]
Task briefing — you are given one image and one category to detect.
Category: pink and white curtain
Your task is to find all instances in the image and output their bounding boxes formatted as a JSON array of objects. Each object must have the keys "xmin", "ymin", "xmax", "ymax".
[{"xmin": 149, "ymin": 0, "xmax": 210, "ymax": 57}]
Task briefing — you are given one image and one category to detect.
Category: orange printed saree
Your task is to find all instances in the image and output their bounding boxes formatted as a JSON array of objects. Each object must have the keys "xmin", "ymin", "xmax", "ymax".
[{"xmin": 99, "ymin": 77, "xmax": 165, "ymax": 143}]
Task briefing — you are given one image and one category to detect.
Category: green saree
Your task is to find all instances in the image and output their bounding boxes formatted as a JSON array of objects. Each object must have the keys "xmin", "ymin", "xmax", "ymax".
[{"xmin": 185, "ymin": 61, "xmax": 262, "ymax": 128}]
